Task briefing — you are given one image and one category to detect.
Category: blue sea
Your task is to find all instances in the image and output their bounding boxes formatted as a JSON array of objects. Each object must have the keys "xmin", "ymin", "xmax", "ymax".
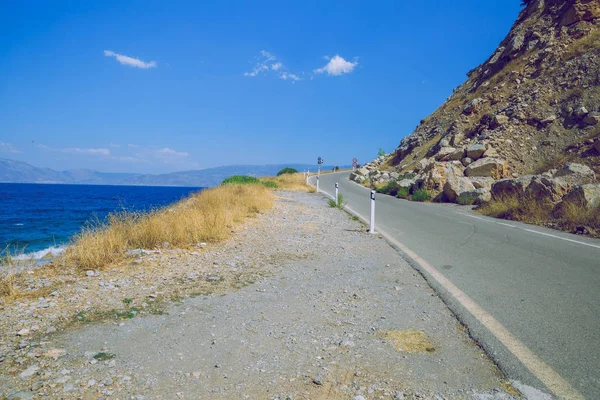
[{"xmin": 0, "ymin": 183, "xmax": 201, "ymax": 260}]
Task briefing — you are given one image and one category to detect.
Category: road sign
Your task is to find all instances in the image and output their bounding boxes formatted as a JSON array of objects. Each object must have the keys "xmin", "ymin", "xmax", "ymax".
[{"xmin": 352, "ymin": 158, "xmax": 359, "ymax": 169}]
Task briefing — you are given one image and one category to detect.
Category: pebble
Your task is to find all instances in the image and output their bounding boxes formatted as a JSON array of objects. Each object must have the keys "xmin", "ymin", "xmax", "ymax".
[
  {"xmin": 18, "ymin": 364, "xmax": 39, "ymax": 379},
  {"xmin": 353, "ymin": 396, "xmax": 366, "ymax": 400},
  {"xmin": 312, "ymin": 374, "xmax": 323, "ymax": 385},
  {"xmin": 16, "ymin": 329, "xmax": 30, "ymax": 337}
]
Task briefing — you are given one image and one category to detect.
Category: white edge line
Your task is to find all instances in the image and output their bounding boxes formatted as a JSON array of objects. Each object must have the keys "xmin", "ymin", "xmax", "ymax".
[{"xmin": 315, "ymin": 184, "xmax": 584, "ymax": 400}]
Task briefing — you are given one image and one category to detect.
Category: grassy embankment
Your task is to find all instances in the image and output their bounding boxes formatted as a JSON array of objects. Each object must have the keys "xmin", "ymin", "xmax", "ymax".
[
  {"xmin": 0, "ymin": 173, "xmax": 312, "ymax": 299},
  {"xmin": 477, "ymin": 195, "xmax": 600, "ymax": 236}
]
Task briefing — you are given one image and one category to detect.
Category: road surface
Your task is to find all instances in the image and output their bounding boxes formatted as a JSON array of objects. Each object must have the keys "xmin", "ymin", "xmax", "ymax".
[{"xmin": 312, "ymin": 171, "xmax": 600, "ymax": 399}]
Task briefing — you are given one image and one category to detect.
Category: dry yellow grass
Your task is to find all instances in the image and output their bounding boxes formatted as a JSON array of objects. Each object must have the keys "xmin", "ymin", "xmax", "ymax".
[
  {"xmin": 0, "ymin": 272, "xmax": 16, "ymax": 298},
  {"xmin": 60, "ymin": 184, "xmax": 275, "ymax": 270},
  {"xmin": 262, "ymin": 173, "xmax": 315, "ymax": 192},
  {"xmin": 478, "ymin": 194, "xmax": 600, "ymax": 236}
]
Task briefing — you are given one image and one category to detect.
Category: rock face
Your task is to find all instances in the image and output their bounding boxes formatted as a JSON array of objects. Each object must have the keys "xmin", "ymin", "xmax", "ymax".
[
  {"xmin": 350, "ymin": 1, "xmax": 599, "ymax": 212},
  {"xmin": 561, "ymin": 184, "xmax": 600, "ymax": 209}
]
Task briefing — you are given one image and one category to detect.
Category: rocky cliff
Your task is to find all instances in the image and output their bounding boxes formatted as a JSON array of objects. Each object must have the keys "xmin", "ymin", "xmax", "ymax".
[{"xmin": 352, "ymin": 0, "xmax": 600, "ymax": 211}]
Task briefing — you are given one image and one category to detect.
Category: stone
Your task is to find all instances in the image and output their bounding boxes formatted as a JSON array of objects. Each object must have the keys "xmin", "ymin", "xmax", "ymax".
[
  {"xmin": 492, "ymin": 114, "xmax": 509, "ymax": 128},
  {"xmin": 594, "ymin": 140, "xmax": 600, "ymax": 154},
  {"xmin": 574, "ymin": 106, "xmax": 589, "ymax": 118},
  {"xmin": 463, "ymin": 98, "xmax": 483, "ymax": 115},
  {"xmin": 464, "ymin": 158, "xmax": 505, "ymax": 178},
  {"xmin": 353, "ymin": 397, "xmax": 366, "ymax": 400},
  {"xmin": 583, "ymin": 112, "xmax": 600, "ymax": 126},
  {"xmin": 553, "ymin": 163, "xmax": 596, "ymax": 188},
  {"xmin": 419, "ymin": 162, "xmax": 464, "ymax": 196},
  {"xmin": 415, "ymin": 158, "xmax": 430, "ymax": 172},
  {"xmin": 461, "ymin": 157, "xmax": 473, "ymax": 167},
  {"xmin": 561, "ymin": 184, "xmax": 600, "ymax": 209},
  {"xmin": 466, "ymin": 144, "xmax": 486, "ymax": 160},
  {"xmin": 19, "ymin": 364, "xmax": 39, "ymax": 380},
  {"xmin": 313, "ymin": 374, "xmax": 323, "ymax": 385},
  {"xmin": 397, "ymin": 179, "xmax": 416, "ymax": 190},
  {"xmin": 443, "ymin": 174, "xmax": 476, "ymax": 203},
  {"xmin": 436, "ymin": 147, "xmax": 457, "ymax": 161},
  {"xmin": 448, "ymin": 148, "xmax": 465, "ymax": 161},
  {"xmin": 482, "ymin": 146, "xmax": 499, "ymax": 158},
  {"xmin": 16, "ymin": 329, "xmax": 30, "ymax": 337},
  {"xmin": 470, "ymin": 177, "xmax": 495, "ymax": 190},
  {"xmin": 527, "ymin": 176, "xmax": 568, "ymax": 203},
  {"xmin": 457, "ymin": 188, "xmax": 491, "ymax": 205},
  {"xmin": 540, "ymin": 115, "xmax": 557, "ymax": 125},
  {"xmin": 491, "ymin": 175, "xmax": 535, "ymax": 198}
]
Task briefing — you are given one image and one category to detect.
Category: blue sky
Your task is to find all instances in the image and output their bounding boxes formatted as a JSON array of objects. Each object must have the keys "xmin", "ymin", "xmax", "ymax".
[{"xmin": 0, "ymin": 0, "xmax": 522, "ymax": 174}]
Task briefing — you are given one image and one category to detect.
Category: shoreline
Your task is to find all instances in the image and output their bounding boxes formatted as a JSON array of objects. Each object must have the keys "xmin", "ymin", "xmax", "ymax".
[{"xmin": 0, "ymin": 191, "xmax": 521, "ymax": 399}]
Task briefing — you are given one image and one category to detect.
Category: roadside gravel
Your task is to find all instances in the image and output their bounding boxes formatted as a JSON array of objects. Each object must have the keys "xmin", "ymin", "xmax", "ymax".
[{"xmin": 1, "ymin": 192, "xmax": 519, "ymax": 399}]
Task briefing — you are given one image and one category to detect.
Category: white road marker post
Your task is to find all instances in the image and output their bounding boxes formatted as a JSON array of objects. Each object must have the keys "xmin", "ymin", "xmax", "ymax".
[
  {"xmin": 316, "ymin": 175, "xmax": 320, "ymax": 192},
  {"xmin": 306, "ymin": 169, "xmax": 309, "ymax": 185},
  {"xmin": 335, "ymin": 183, "xmax": 339, "ymax": 206},
  {"xmin": 369, "ymin": 190, "xmax": 376, "ymax": 233}
]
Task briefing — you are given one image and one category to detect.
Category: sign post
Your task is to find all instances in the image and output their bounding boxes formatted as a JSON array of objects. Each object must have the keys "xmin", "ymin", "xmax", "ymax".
[
  {"xmin": 335, "ymin": 183, "xmax": 339, "ymax": 206},
  {"xmin": 317, "ymin": 157, "xmax": 323, "ymax": 176},
  {"xmin": 370, "ymin": 190, "xmax": 376, "ymax": 233},
  {"xmin": 316, "ymin": 175, "xmax": 320, "ymax": 192}
]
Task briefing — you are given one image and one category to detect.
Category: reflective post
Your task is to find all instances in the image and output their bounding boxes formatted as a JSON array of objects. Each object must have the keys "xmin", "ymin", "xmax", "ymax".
[
  {"xmin": 316, "ymin": 175, "xmax": 320, "ymax": 192},
  {"xmin": 335, "ymin": 183, "xmax": 339, "ymax": 206},
  {"xmin": 370, "ymin": 190, "xmax": 376, "ymax": 233}
]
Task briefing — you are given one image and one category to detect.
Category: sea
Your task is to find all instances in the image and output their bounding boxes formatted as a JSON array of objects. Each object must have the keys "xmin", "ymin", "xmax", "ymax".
[{"xmin": 0, "ymin": 183, "xmax": 201, "ymax": 261}]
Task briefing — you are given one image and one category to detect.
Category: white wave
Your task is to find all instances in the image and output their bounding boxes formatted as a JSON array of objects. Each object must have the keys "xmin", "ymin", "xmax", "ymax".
[
  {"xmin": 13, "ymin": 223, "xmax": 24, "ymax": 226},
  {"xmin": 13, "ymin": 246, "xmax": 67, "ymax": 261}
]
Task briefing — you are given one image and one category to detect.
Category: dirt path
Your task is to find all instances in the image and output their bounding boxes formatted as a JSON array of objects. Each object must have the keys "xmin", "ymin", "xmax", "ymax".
[{"xmin": 2, "ymin": 193, "xmax": 518, "ymax": 399}]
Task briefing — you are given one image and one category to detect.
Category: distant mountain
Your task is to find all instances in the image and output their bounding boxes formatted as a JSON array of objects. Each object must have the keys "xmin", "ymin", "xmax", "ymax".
[{"xmin": 0, "ymin": 158, "xmax": 343, "ymax": 187}]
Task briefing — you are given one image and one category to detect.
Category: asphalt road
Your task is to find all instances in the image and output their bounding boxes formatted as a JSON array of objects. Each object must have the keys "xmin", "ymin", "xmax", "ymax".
[{"xmin": 312, "ymin": 171, "xmax": 600, "ymax": 399}]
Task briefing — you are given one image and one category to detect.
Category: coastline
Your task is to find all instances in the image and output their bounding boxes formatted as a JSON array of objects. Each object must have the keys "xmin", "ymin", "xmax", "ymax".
[{"xmin": 0, "ymin": 190, "xmax": 520, "ymax": 399}]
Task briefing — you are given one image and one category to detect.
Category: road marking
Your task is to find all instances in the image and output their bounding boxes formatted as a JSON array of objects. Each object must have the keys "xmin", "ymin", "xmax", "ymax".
[
  {"xmin": 458, "ymin": 211, "xmax": 600, "ymax": 250},
  {"xmin": 333, "ymin": 201, "xmax": 584, "ymax": 400}
]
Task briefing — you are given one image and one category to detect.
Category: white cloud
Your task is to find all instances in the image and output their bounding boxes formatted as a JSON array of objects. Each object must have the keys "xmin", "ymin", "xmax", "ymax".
[
  {"xmin": 314, "ymin": 55, "xmax": 358, "ymax": 76},
  {"xmin": 63, "ymin": 147, "xmax": 111, "ymax": 156},
  {"xmin": 109, "ymin": 143, "xmax": 121, "ymax": 148},
  {"xmin": 0, "ymin": 142, "xmax": 21, "ymax": 154},
  {"xmin": 131, "ymin": 146, "xmax": 190, "ymax": 164},
  {"xmin": 104, "ymin": 50, "xmax": 157, "ymax": 69},
  {"xmin": 280, "ymin": 72, "xmax": 301, "ymax": 81},
  {"xmin": 244, "ymin": 51, "xmax": 304, "ymax": 83}
]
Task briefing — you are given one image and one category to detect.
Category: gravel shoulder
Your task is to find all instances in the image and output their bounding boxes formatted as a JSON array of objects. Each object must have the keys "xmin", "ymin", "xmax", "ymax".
[{"xmin": 1, "ymin": 192, "xmax": 519, "ymax": 399}]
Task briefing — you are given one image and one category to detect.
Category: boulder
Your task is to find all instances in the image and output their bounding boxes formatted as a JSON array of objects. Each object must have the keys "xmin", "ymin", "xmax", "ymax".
[
  {"xmin": 561, "ymin": 184, "xmax": 600, "ymax": 209},
  {"xmin": 482, "ymin": 146, "xmax": 499, "ymax": 158},
  {"xmin": 398, "ymin": 179, "xmax": 416, "ymax": 190},
  {"xmin": 540, "ymin": 115, "xmax": 557, "ymax": 126},
  {"xmin": 356, "ymin": 167, "xmax": 369, "ymax": 176},
  {"xmin": 583, "ymin": 112, "xmax": 600, "ymax": 126},
  {"xmin": 463, "ymin": 98, "xmax": 483, "ymax": 115},
  {"xmin": 574, "ymin": 106, "xmax": 589, "ymax": 119},
  {"xmin": 526, "ymin": 176, "xmax": 568, "ymax": 203},
  {"xmin": 470, "ymin": 177, "xmax": 495, "ymax": 190},
  {"xmin": 443, "ymin": 174, "xmax": 476, "ymax": 203},
  {"xmin": 492, "ymin": 114, "xmax": 509, "ymax": 128},
  {"xmin": 553, "ymin": 163, "xmax": 596, "ymax": 188},
  {"xmin": 448, "ymin": 148, "xmax": 465, "ymax": 161},
  {"xmin": 461, "ymin": 157, "xmax": 473, "ymax": 167},
  {"xmin": 436, "ymin": 147, "xmax": 457, "ymax": 161},
  {"xmin": 420, "ymin": 162, "xmax": 464, "ymax": 196},
  {"xmin": 594, "ymin": 140, "xmax": 600, "ymax": 154},
  {"xmin": 491, "ymin": 175, "xmax": 535, "ymax": 198},
  {"xmin": 466, "ymin": 144, "xmax": 487, "ymax": 160},
  {"xmin": 464, "ymin": 158, "xmax": 506, "ymax": 178},
  {"xmin": 414, "ymin": 158, "xmax": 430, "ymax": 173},
  {"xmin": 457, "ymin": 188, "xmax": 491, "ymax": 205}
]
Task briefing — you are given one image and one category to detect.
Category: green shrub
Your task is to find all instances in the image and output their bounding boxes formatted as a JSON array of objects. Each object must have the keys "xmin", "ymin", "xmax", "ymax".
[
  {"xmin": 328, "ymin": 193, "xmax": 347, "ymax": 210},
  {"xmin": 376, "ymin": 181, "xmax": 401, "ymax": 197},
  {"xmin": 396, "ymin": 187, "xmax": 410, "ymax": 199},
  {"xmin": 411, "ymin": 189, "xmax": 431, "ymax": 202},
  {"xmin": 378, "ymin": 148, "xmax": 385, "ymax": 157},
  {"xmin": 221, "ymin": 175, "xmax": 278, "ymax": 188},
  {"xmin": 276, "ymin": 168, "xmax": 298, "ymax": 176}
]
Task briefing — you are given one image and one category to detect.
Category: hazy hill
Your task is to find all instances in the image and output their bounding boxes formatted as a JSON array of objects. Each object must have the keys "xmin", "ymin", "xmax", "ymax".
[{"xmin": 0, "ymin": 158, "xmax": 340, "ymax": 187}]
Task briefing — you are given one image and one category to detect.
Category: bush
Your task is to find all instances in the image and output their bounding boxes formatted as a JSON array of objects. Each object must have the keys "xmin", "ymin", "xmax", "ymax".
[
  {"xmin": 376, "ymin": 181, "xmax": 401, "ymax": 197},
  {"xmin": 276, "ymin": 168, "xmax": 298, "ymax": 176},
  {"xmin": 396, "ymin": 187, "xmax": 410, "ymax": 199},
  {"xmin": 411, "ymin": 189, "xmax": 431, "ymax": 202},
  {"xmin": 378, "ymin": 148, "xmax": 385, "ymax": 157},
  {"xmin": 222, "ymin": 175, "xmax": 278, "ymax": 188},
  {"xmin": 457, "ymin": 192, "xmax": 479, "ymax": 206},
  {"xmin": 328, "ymin": 193, "xmax": 347, "ymax": 210}
]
